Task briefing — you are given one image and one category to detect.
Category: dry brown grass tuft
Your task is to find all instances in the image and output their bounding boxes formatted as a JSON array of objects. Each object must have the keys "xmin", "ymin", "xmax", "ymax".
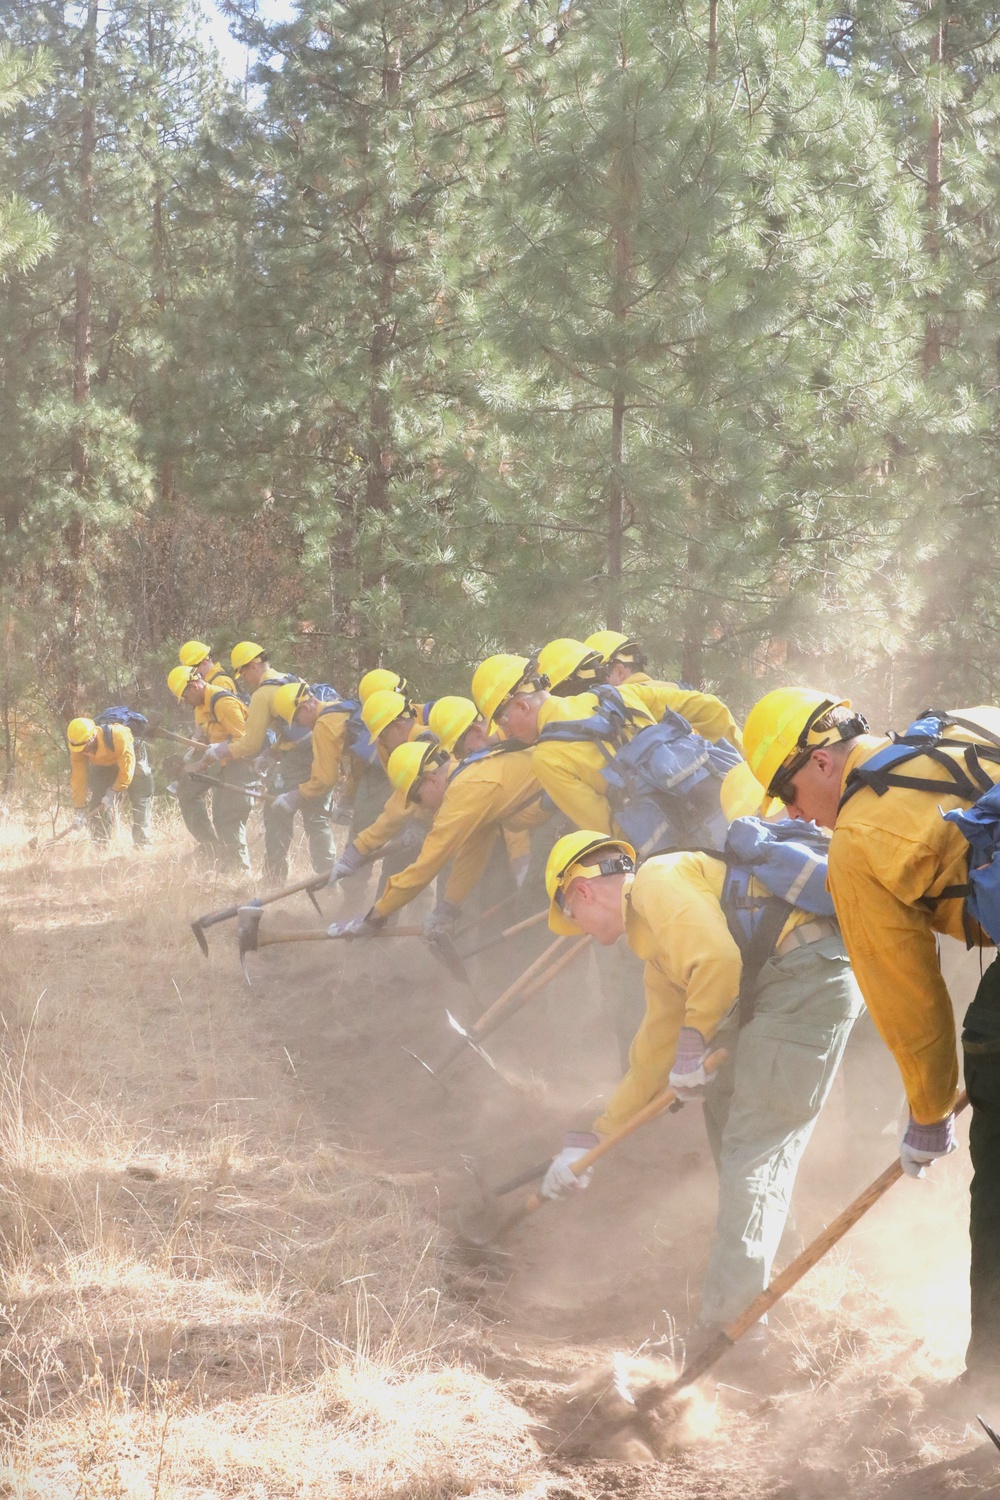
[{"xmin": 0, "ymin": 810, "xmax": 537, "ymax": 1499}]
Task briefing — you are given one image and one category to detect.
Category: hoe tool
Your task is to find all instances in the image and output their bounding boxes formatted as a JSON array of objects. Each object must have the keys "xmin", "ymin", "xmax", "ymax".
[
  {"xmin": 187, "ymin": 770, "xmax": 274, "ymax": 804},
  {"xmin": 457, "ymin": 1050, "xmax": 727, "ymax": 1247},
  {"xmin": 188, "ymin": 830, "xmax": 416, "ymax": 955},
  {"xmin": 603, "ymin": 1087, "xmax": 972, "ymax": 1418},
  {"xmin": 148, "ymin": 724, "xmax": 211, "ymax": 753},
  {"xmin": 29, "ymin": 821, "xmax": 78, "ymax": 852},
  {"xmin": 190, "ymin": 870, "xmax": 328, "ymax": 956},
  {"xmin": 405, "ymin": 934, "xmax": 591, "ymax": 1084},
  {"xmin": 236, "ymin": 904, "xmax": 423, "ymax": 985}
]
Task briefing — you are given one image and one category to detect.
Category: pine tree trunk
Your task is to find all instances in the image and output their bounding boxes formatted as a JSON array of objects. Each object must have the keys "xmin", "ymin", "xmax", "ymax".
[
  {"xmin": 923, "ymin": 4, "xmax": 943, "ymax": 373},
  {"xmin": 59, "ymin": 0, "xmax": 99, "ymax": 720}
]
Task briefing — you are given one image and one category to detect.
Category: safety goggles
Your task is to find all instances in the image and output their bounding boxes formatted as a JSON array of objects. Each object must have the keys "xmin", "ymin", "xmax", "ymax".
[
  {"xmin": 407, "ymin": 747, "xmax": 449, "ymax": 804},
  {"xmin": 552, "ymin": 851, "xmax": 635, "ymax": 911},
  {"xmin": 765, "ymin": 699, "xmax": 870, "ymax": 800}
]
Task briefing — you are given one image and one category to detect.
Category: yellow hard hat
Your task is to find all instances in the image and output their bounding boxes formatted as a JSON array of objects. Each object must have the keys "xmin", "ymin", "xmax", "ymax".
[
  {"xmin": 536, "ymin": 638, "xmax": 603, "ymax": 693},
  {"xmin": 273, "ymin": 680, "xmax": 311, "ymax": 725},
  {"xmin": 167, "ymin": 665, "xmax": 198, "ymax": 702},
  {"xmin": 719, "ymin": 761, "xmax": 782, "ymax": 823},
  {"xmin": 66, "ymin": 716, "xmax": 98, "ymax": 750},
  {"xmin": 231, "ymin": 640, "xmax": 266, "ymax": 673},
  {"xmin": 585, "ymin": 630, "xmax": 643, "ymax": 669},
  {"xmin": 358, "ymin": 668, "xmax": 408, "ymax": 705},
  {"xmin": 387, "ymin": 738, "xmax": 448, "ymax": 803},
  {"xmin": 178, "ymin": 639, "xmax": 211, "ymax": 669},
  {"xmin": 471, "ymin": 654, "xmax": 533, "ymax": 725},
  {"xmin": 361, "ymin": 689, "xmax": 409, "ymax": 740},
  {"xmin": 743, "ymin": 688, "xmax": 854, "ymax": 798},
  {"xmin": 545, "ymin": 830, "xmax": 636, "ymax": 935},
  {"xmin": 428, "ymin": 696, "xmax": 480, "ymax": 754}
]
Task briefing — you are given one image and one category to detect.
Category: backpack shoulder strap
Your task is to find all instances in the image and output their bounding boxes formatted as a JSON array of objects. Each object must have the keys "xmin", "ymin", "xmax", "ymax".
[
  {"xmin": 102, "ymin": 725, "xmax": 116, "ymax": 752},
  {"xmin": 719, "ymin": 860, "xmax": 794, "ymax": 1027}
]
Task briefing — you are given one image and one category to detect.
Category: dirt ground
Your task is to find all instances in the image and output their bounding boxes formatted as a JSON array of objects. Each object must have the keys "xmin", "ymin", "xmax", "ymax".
[{"xmin": 1, "ymin": 812, "xmax": 998, "ymax": 1498}]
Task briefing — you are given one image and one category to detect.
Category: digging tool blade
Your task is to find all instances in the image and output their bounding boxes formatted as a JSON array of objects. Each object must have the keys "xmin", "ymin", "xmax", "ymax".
[
  {"xmin": 427, "ymin": 932, "xmax": 473, "ymax": 989},
  {"xmin": 445, "ymin": 1009, "xmax": 496, "ymax": 1072},
  {"xmin": 400, "ymin": 1047, "xmax": 450, "ymax": 1092},
  {"xmin": 190, "ymin": 920, "xmax": 210, "ymax": 958},
  {"xmin": 977, "ymin": 1416, "xmax": 1000, "ymax": 1455},
  {"xmin": 236, "ymin": 905, "xmax": 264, "ymax": 988},
  {"xmin": 306, "ymin": 887, "xmax": 323, "ymax": 916}
]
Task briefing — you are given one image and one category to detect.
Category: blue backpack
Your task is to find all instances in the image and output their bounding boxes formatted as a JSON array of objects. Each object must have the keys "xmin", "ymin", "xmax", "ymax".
[
  {"xmin": 716, "ymin": 816, "xmax": 836, "ymax": 1023},
  {"xmin": 537, "ymin": 685, "xmax": 740, "ymax": 856},
  {"xmin": 841, "ymin": 709, "xmax": 1000, "ymax": 944},
  {"xmin": 96, "ymin": 706, "xmax": 148, "ymax": 734}
]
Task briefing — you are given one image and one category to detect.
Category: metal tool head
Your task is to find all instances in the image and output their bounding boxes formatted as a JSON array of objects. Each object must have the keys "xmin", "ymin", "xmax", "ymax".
[
  {"xmin": 306, "ymin": 887, "xmax": 323, "ymax": 917},
  {"xmin": 190, "ymin": 920, "xmax": 210, "ymax": 958},
  {"xmin": 236, "ymin": 905, "xmax": 264, "ymax": 986},
  {"xmin": 427, "ymin": 932, "xmax": 472, "ymax": 988},
  {"xmin": 401, "ymin": 1047, "xmax": 450, "ymax": 1092},
  {"xmin": 445, "ymin": 1010, "xmax": 496, "ymax": 1072},
  {"xmin": 978, "ymin": 1415, "xmax": 1000, "ymax": 1455}
]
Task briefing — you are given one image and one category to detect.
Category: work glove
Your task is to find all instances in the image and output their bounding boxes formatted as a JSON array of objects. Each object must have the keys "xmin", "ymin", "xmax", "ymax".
[
  {"xmin": 272, "ymin": 789, "xmax": 303, "ymax": 815},
  {"xmin": 100, "ymin": 789, "xmax": 119, "ymax": 812},
  {"xmin": 182, "ymin": 747, "xmax": 198, "ymax": 765},
  {"xmin": 668, "ymin": 1027, "xmax": 716, "ymax": 1101},
  {"xmin": 327, "ymin": 843, "xmax": 367, "ymax": 883},
  {"xmin": 71, "ymin": 810, "xmax": 88, "ymax": 831},
  {"xmin": 166, "ymin": 781, "xmax": 180, "ymax": 797},
  {"xmin": 397, "ymin": 822, "xmax": 425, "ymax": 854},
  {"xmin": 423, "ymin": 899, "xmax": 461, "ymax": 939},
  {"xmin": 900, "ymin": 1114, "xmax": 957, "ymax": 1179},
  {"xmin": 540, "ymin": 1131, "xmax": 601, "ymax": 1200},
  {"xmin": 204, "ymin": 741, "xmax": 229, "ymax": 763},
  {"xmin": 327, "ymin": 910, "xmax": 387, "ymax": 940},
  {"xmin": 510, "ymin": 854, "xmax": 531, "ymax": 890}
]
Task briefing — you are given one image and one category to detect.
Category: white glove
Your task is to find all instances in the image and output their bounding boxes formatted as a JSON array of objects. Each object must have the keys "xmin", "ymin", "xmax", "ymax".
[
  {"xmin": 166, "ymin": 781, "xmax": 180, "ymax": 796},
  {"xmin": 71, "ymin": 811, "xmax": 88, "ymax": 831},
  {"xmin": 900, "ymin": 1114, "xmax": 957, "ymax": 1179},
  {"xmin": 668, "ymin": 1027, "xmax": 716, "ymax": 1101},
  {"xmin": 204, "ymin": 742, "xmax": 229, "ymax": 763},
  {"xmin": 540, "ymin": 1132, "xmax": 600, "ymax": 1200},
  {"xmin": 272, "ymin": 789, "xmax": 302, "ymax": 814},
  {"xmin": 328, "ymin": 843, "xmax": 366, "ymax": 884},
  {"xmin": 182, "ymin": 747, "xmax": 198, "ymax": 765},
  {"xmin": 100, "ymin": 789, "xmax": 119, "ymax": 812},
  {"xmin": 327, "ymin": 911, "xmax": 387, "ymax": 940},
  {"xmin": 423, "ymin": 900, "xmax": 461, "ymax": 939}
]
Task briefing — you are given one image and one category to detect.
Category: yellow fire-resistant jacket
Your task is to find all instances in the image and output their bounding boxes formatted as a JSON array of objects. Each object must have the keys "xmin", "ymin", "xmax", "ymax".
[
  {"xmin": 226, "ymin": 670, "xmax": 300, "ymax": 760},
  {"xmin": 296, "ymin": 705, "xmax": 352, "ymax": 800},
  {"xmin": 372, "ymin": 746, "xmax": 549, "ymax": 919},
  {"xmin": 353, "ymin": 721, "xmax": 435, "ymax": 856},
  {"xmin": 70, "ymin": 724, "xmax": 136, "ymax": 808},
  {"xmin": 624, "ymin": 672, "xmax": 742, "ymax": 749},
  {"xmin": 828, "ymin": 712, "xmax": 1000, "ymax": 1125},
  {"xmin": 194, "ymin": 683, "xmax": 248, "ymax": 746},
  {"xmin": 530, "ymin": 685, "xmax": 655, "ymax": 833},
  {"xmin": 593, "ymin": 852, "xmax": 810, "ymax": 1137}
]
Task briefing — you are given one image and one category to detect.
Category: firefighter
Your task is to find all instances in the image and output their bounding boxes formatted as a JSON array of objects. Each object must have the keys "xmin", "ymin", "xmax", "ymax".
[
  {"xmin": 540, "ymin": 829, "xmax": 861, "ymax": 1345},
  {"xmin": 167, "ymin": 665, "xmax": 253, "ymax": 872},
  {"xmin": 585, "ymin": 630, "xmax": 742, "ymax": 747},
  {"xmin": 742, "ymin": 687, "xmax": 1000, "ymax": 1397},
  {"xmin": 66, "ymin": 717, "xmax": 153, "ymax": 848}
]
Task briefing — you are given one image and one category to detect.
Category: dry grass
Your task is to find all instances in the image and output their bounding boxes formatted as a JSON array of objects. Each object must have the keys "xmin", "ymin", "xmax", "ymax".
[{"xmin": 0, "ymin": 806, "xmax": 536, "ymax": 1499}]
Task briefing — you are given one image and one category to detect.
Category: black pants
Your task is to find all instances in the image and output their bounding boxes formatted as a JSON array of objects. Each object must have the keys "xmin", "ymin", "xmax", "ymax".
[{"xmin": 963, "ymin": 956, "xmax": 1000, "ymax": 1377}]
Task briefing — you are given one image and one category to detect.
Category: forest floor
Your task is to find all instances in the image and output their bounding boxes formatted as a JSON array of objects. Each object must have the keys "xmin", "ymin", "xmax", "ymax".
[{"xmin": 1, "ymin": 807, "xmax": 998, "ymax": 1499}]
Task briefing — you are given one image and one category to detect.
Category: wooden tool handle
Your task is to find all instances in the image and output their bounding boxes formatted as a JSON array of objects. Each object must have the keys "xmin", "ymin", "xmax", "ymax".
[
  {"xmin": 259, "ymin": 924, "xmax": 425, "ymax": 947},
  {"xmin": 671, "ymin": 1089, "xmax": 971, "ymax": 1393},
  {"xmin": 521, "ymin": 1047, "xmax": 729, "ymax": 1214}
]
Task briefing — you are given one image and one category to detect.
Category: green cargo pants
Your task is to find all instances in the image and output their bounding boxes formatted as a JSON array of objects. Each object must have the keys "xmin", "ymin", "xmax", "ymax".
[
  {"xmin": 264, "ymin": 742, "xmax": 335, "ymax": 883},
  {"xmin": 962, "ymin": 955, "xmax": 1000, "ymax": 1379},
  {"xmin": 87, "ymin": 746, "xmax": 154, "ymax": 848},
  {"xmin": 699, "ymin": 931, "xmax": 863, "ymax": 1326}
]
